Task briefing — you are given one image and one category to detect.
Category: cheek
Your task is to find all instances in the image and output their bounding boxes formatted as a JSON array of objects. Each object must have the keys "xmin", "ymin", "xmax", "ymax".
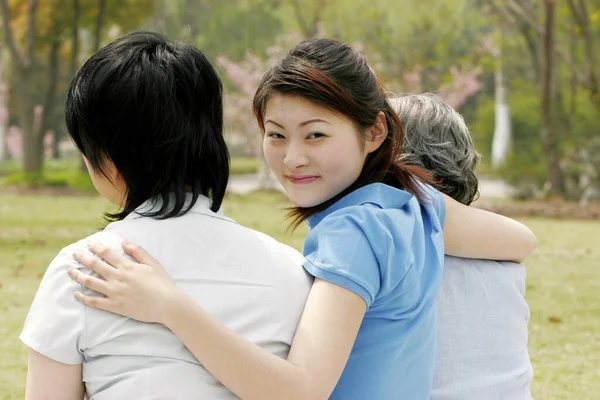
[
  {"xmin": 262, "ymin": 141, "xmax": 281, "ymax": 171},
  {"xmin": 321, "ymin": 142, "xmax": 365, "ymax": 178}
]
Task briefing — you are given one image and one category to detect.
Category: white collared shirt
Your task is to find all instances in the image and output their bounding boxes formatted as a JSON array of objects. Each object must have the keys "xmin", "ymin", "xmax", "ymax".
[{"xmin": 20, "ymin": 195, "xmax": 313, "ymax": 399}]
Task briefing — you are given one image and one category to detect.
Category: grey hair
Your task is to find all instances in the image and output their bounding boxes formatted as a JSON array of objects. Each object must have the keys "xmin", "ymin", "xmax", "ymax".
[{"xmin": 390, "ymin": 93, "xmax": 481, "ymax": 205}]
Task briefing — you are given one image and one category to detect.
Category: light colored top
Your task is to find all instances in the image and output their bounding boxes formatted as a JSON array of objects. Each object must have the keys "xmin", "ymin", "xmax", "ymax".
[
  {"xmin": 431, "ymin": 256, "xmax": 533, "ymax": 400},
  {"xmin": 302, "ymin": 183, "xmax": 446, "ymax": 400},
  {"xmin": 20, "ymin": 195, "xmax": 312, "ymax": 400}
]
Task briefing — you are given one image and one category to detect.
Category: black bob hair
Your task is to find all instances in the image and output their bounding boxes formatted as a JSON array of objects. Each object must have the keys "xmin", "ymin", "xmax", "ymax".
[{"xmin": 65, "ymin": 31, "xmax": 229, "ymax": 221}]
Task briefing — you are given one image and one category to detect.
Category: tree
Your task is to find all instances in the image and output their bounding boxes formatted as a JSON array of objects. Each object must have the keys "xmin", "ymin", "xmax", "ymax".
[
  {"xmin": 0, "ymin": 47, "xmax": 8, "ymax": 161},
  {"xmin": 289, "ymin": 0, "xmax": 327, "ymax": 38},
  {"xmin": 1, "ymin": 0, "xmax": 157, "ymax": 175},
  {"xmin": 92, "ymin": 0, "xmax": 106, "ymax": 52},
  {"xmin": 540, "ymin": 0, "xmax": 567, "ymax": 196},
  {"xmin": 490, "ymin": 25, "xmax": 512, "ymax": 169},
  {"xmin": 0, "ymin": 0, "xmax": 42, "ymax": 174}
]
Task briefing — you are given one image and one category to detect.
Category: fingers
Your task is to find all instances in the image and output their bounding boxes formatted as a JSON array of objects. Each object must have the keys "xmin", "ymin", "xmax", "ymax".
[
  {"xmin": 68, "ymin": 268, "xmax": 111, "ymax": 296},
  {"xmin": 73, "ymin": 291, "xmax": 114, "ymax": 312},
  {"xmin": 122, "ymin": 240, "xmax": 160, "ymax": 267},
  {"xmin": 87, "ymin": 243, "xmax": 127, "ymax": 270},
  {"xmin": 73, "ymin": 251, "xmax": 117, "ymax": 280}
]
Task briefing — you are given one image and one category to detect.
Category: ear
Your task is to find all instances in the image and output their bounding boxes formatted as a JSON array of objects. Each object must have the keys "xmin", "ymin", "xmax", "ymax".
[
  {"xmin": 101, "ymin": 158, "xmax": 126, "ymax": 192},
  {"xmin": 104, "ymin": 159, "xmax": 128, "ymax": 206},
  {"xmin": 365, "ymin": 111, "xmax": 387, "ymax": 154},
  {"xmin": 102, "ymin": 158, "xmax": 121, "ymax": 184}
]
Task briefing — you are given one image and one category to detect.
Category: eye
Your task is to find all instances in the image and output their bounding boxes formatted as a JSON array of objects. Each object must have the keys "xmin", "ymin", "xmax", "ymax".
[
  {"xmin": 307, "ymin": 132, "xmax": 326, "ymax": 139},
  {"xmin": 267, "ymin": 132, "xmax": 285, "ymax": 139}
]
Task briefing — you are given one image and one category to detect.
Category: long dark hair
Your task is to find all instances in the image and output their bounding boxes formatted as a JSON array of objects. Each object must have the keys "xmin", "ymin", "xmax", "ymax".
[{"xmin": 253, "ymin": 38, "xmax": 432, "ymax": 229}]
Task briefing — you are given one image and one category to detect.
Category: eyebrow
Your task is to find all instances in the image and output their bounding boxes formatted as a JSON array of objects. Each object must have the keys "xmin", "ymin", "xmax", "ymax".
[{"xmin": 264, "ymin": 118, "xmax": 331, "ymax": 129}]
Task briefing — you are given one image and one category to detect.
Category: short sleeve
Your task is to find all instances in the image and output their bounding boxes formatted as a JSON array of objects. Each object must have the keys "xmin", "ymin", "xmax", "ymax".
[
  {"xmin": 421, "ymin": 184, "xmax": 446, "ymax": 229},
  {"xmin": 19, "ymin": 231, "xmax": 123, "ymax": 365},
  {"xmin": 302, "ymin": 208, "xmax": 386, "ymax": 307},
  {"xmin": 432, "ymin": 189, "xmax": 446, "ymax": 228}
]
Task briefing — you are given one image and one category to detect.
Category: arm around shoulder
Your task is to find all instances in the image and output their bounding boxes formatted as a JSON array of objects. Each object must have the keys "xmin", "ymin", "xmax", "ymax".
[
  {"xmin": 163, "ymin": 278, "xmax": 366, "ymax": 400},
  {"xmin": 441, "ymin": 194, "xmax": 537, "ymax": 263}
]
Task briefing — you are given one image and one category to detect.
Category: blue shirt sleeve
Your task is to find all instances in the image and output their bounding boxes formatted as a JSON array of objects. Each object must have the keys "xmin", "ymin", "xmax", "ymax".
[
  {"xmin": 421, "ymin": 184, "xmax": 445, "ymax": 229},
  {"xmin": 302, "ymin": 207, "xmax": 388, "ymax": 307},
  {"xmin": 431, "ymin": 188, "xmax": 446, "ymax": 228}
]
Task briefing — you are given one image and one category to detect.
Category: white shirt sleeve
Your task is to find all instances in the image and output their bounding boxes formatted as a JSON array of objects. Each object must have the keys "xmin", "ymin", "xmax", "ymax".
[{"xmin": 19, "ymin": 231, "xmax": 122, "ymax": 365}]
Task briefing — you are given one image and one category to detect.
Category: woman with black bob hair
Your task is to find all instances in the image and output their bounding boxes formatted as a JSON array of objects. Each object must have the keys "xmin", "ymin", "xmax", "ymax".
[
  {"xmin": 69, "ymin": 38, "xmax": 537, "ymax": 399},
  {"xmin": 66, "ymin": 31, "xmax": 229, "ymax": 218},
  {"xmin": 19, "ymin": 32, "xmax": 313, "ymax": 399}
]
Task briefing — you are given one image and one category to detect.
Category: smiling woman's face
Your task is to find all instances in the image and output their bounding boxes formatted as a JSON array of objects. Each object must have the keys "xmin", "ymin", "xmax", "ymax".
[{"xmin": 262, "ymin": 94, "xmax": 371, "ymax": 208}]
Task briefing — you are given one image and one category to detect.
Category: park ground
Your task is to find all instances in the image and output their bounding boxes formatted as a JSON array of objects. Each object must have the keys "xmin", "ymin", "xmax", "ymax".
[{"xmin": 0, "ymin": 190, "xmax": 599, "ymax": 399}]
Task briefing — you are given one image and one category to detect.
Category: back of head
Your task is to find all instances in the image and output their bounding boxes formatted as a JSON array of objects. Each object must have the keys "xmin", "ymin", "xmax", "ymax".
[
  {"xmin": 253, "ymin": 38, "xmax": 431, "ymax": 226},
  {"xmin": 390, "ymin": 93, "xmax": 480, "ymax": 205},
  {"xmin": 65, "ymin": 31, "xmax": 229, "ymax": 220}
]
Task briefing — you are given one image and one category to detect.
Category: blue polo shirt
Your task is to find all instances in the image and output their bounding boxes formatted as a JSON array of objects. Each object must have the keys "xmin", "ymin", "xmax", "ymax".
[{"xmin": 302, "ymin": 183, "xmax": 445, "ymax": 399}]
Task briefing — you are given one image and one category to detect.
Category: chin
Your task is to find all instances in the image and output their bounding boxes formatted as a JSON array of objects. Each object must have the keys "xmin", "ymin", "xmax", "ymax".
[
  {"xmin": 285, "ymin": 193, "xmax": 320, "ymax": 208},
  {"xmin": 287, "ymin": 190, "xmax": 337, "ymax": 208}
]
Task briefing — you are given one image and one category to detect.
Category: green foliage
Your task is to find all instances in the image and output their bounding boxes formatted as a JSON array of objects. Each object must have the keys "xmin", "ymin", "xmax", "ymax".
[
  {"xmin": 151, "ymin": 0, "xmax": 284, "ymax": 61},
  {"xmin": 471, "ymin": 81, "xmax": 549, "ymax": 195},
  {"xmin": 499, "ymin": 83, "xmax": 547, "ymax": 191},
  {"xmin": 2, "ymin": 0, "xmax": 599, "ymax": 198}
]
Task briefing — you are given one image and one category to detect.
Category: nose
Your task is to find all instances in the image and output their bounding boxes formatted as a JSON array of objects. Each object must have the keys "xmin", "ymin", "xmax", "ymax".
[{"xmin": 283, "ymin": 141, "xmax": 309, "ymax": 170}]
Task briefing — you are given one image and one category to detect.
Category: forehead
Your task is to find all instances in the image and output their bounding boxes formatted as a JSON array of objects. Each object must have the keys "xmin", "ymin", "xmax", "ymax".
[{"xmin": 264, "ymin": 94, "xmax": 354, "ymax": 127}]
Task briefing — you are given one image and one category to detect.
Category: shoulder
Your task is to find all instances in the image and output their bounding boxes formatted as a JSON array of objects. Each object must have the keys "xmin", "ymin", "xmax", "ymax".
[
  {"xmin": 308, "ymin": 204, "xmax": 390, "ymax": 246},
  {"xmin": 20, "ymin": 231, "xmax": 126, "ymax": 365},
  {"xmin": 51, "ymin": 230, "xmax": 125, "ymax": 269},
  {"xmin": 443, "ymin": 256, "xmax": 527, "ymax": 290},
  {"xmin": 249, "ymin": 228, "xmax": 306, "ymax": 266},
  {"xmin": 302, "ymin": 205, "xmax": 391, "ymax": 306},
  {"xmin": 39, "ymin": 230, "xmax": 130, "ymax": 293}
]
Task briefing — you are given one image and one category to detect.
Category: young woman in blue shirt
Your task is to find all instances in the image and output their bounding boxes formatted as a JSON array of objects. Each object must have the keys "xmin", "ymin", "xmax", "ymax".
[{"xmin": 69, "ymin": 38, "xmax": 537, "ymax": 399}]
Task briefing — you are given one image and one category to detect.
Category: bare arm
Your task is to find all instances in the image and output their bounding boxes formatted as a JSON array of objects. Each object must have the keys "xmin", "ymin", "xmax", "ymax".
[
  {"xmin": 24, "ymin": 349, "xmax": 84, "ymax": 400},
  {"xmin": 442, "ymin": 193, "xmax": 537, "ymax": 263},
  {"xmin": 164, "ymin": 278, "xmax": 365, "ymax": 399},
  {"xmin": 70, "ymin": 243, "xmax": 367, "ymax": 400}
]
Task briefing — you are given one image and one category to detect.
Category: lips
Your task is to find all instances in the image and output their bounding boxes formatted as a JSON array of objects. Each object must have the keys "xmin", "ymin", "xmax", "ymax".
[{"xmin": 286, "ymin": 175, "xmax": 319, "ymax": 184}]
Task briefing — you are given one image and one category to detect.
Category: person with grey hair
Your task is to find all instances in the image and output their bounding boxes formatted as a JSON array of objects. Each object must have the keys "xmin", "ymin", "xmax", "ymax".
[{"xmin": 391, "ymin": 93, "xmax": 533, "ymax": 400}]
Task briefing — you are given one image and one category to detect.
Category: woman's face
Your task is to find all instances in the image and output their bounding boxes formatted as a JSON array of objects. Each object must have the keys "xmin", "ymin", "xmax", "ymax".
[{"xmin": 262, "ymin": 94, "xmax": 377, "ymax": 208}]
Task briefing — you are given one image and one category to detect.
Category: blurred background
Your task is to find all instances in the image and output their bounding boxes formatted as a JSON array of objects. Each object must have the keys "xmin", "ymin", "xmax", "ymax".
[
  {"xmin": 0, "ymin": 0, "xmax": 599, "ymax": 201},
  {"xmin": 0, "ymin": 0, "xmax": 599, "ymax": 399}
]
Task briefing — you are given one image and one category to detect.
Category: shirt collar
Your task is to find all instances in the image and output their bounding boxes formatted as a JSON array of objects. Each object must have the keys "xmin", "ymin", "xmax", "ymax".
[
  {"xmin": 126, "ymin": 193, "xmax": 217, "ymax": 220},
  {"xmin": 306, "ymin": 183, "xmax": 414, "ymax": 229}
]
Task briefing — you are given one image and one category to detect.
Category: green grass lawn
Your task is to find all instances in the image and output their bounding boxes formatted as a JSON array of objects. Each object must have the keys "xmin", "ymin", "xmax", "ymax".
[{"xmin": 0, "ymin": 191, "xmax": 598, "ymax": 399}]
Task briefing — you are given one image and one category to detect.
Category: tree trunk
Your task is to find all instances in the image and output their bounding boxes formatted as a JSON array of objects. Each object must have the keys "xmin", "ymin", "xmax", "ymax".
[
  {"xmin": 54, "ymin": 0, "xmax": 79, "ymax": 161},
  {"xmin": 290, "ymin": 0, "xmax": 326, "ymax": 38},
  {"xmin": 1, "ymin": 0, "xmax": 42, "ymax": 174},
  {"xmin": 15, "ymin": 69, "xmax": 43, "ymax": 174},
  {"xmin": 491, "ymin": 23, "xmax": 511, "ymax": 169},
  {"xmin": 540, "ymin": 0, "xmax": 566, "ymax": 196},
  {"xmin": 93, "ymin": 0, "xmax": 106, "ymax": 52},
  {"xmin": 0, "ymin": 49, "xmax": 8, "ymax": 161},
  {"xmin": 79, "ymin": 0, "xmax": 105, "ymax": 172},
  {"xmin": 44, "ymin": 40, "xmax": 61, "ymax": 159}
]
